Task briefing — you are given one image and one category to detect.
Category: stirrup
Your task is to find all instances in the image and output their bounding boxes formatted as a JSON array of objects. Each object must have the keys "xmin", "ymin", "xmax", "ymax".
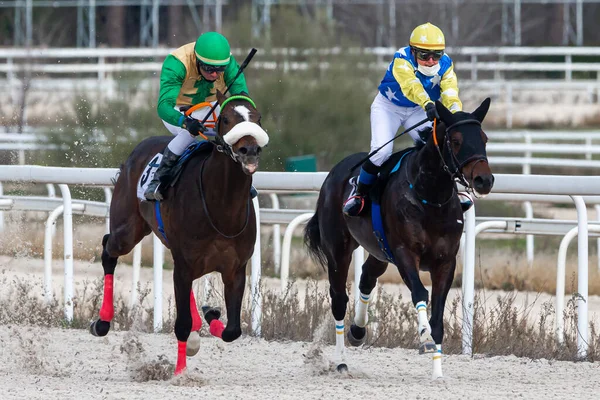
[
  {"xmin": 343, "ymin": 195, "xmax": 366, "ymax": 217},
  {"xmin": 144, "ymin": 182, "xmax": 163, "ymax": 201}
]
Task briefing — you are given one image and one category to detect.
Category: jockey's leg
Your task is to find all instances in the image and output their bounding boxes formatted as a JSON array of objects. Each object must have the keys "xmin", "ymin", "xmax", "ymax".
[
  {"xmin": 343, "ymin": 93, "xmax": 403, "ymax": 217},
  {"xmin": 145, "ymin": 123, "xmax": 195, "ymax": 201}
]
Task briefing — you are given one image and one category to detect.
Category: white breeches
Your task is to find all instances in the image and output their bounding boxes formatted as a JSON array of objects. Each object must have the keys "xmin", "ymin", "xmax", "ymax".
[
  {"xmin": 369, "ymin": 92, "xmax": 432, "ymax": 166},
  {"xmin": 162, "ymin": 103, "xmax": 220, "ymax": 156}
]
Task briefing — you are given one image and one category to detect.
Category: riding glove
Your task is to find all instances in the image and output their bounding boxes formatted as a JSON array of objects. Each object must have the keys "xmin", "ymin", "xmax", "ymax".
[
  {"xmin": 182, "ymin": 116, "xmax": 207, "ymax": 137},
  {"xmin": 425, "ymin": 102, "xmax": 440, "ymax": 121}
]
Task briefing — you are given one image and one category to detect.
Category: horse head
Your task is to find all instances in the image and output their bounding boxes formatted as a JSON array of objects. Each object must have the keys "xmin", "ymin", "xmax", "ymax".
[
  {"xmin": 214, "ymin": 90, "xmax": 269, "ymax": 175},
  {"xmin": 433, "ymin": 98, "xmax": 495, "ymax": 198}
]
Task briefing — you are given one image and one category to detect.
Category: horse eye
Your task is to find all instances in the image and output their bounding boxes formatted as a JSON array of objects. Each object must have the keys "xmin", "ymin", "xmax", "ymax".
[{"xmin": 222, "ymin": 116, "xmax": 229, "ymax": 124}]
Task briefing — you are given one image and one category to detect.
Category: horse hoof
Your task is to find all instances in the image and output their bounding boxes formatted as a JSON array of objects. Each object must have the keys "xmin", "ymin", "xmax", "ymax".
[
  {"xmin": 201, "ymin": 306, "xmax": 221, "ymax": 324},
  {"xmin": 90, "ymin": 319, "xmax": 110, "ymax": 337},
  {"xmin": 347, "ymin": 324, "xmax": 367, "ymax": 347},
  {"xmin": 419, "ymin": 342, "xmax": 437, "ymax": 354},
  {"xmin": 186, "ymin": 331, "xmax": 201, "ymax": 356},
  {"xmin": 336, "ymin": 363, "xmax": 348, "ymax": 373},
  {"xmin": 221, "ymin": 327, "xmax": 241, "ymax": 343}
]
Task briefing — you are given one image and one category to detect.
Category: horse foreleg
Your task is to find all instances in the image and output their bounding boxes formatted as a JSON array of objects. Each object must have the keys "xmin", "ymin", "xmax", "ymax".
[
  {"xmin": 219, "ymin": 265, "xmax": 246, "ymax": 342},
  {"xmin": 173, "ymin": 267, "xmax": 193, "ymax": 375},
  {"xmin": 428, "ymin": 259, "xmax": 457, "ymax": 379},
  {"xmin": 90, "ymin": 234, "xmax": 118, "ymax": 337},
  {"xmin": 395, "ymin": 250, "xmax": 435, "ymax": 354},
  {"xmin": 349, "ymin": 255, "xmax": 387, "ymax": 347}
]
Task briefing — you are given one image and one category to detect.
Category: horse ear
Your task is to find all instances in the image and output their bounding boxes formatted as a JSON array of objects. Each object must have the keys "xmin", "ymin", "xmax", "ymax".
[
  {"xmin": 472, "ymin": 97, "xmax": 491, "ymax": 122},
  {"xmin": 435, "ymin": 100, "xmax": 454, "ymax": 124},
  {"xmin": 216, "ymin": 90, "xmax": 226, "ymax": 105}
]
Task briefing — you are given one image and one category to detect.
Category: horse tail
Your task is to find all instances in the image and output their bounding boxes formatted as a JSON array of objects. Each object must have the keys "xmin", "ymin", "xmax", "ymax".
[{"xmin": 304, "ymin": 210, "xmax": 327, "ymax": 269}]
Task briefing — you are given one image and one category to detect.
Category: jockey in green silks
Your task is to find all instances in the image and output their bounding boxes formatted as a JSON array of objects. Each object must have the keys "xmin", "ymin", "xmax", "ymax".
[{"xmin": 145, "ymin": 31, "xmax": 249, "ymax": 201}]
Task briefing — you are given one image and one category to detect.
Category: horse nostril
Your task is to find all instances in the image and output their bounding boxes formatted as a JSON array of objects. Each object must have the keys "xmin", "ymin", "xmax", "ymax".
[
  {"xmin": 474, "ymin": 175, "xmax": 494, "ymax": 191},
  {"xmin": 257, "ymin": 147, "xmax": 262, "ymax": 155},
  {"xmin": 239, "ymin": 147, "xmax": 248, "ymax": 155}
]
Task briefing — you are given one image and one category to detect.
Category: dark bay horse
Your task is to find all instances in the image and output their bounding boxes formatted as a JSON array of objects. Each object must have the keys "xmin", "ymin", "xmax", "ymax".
[
  {"xmin": 304, "ymin": 99, "xmax": 494, "ymax": 378},
  {"xmin": 89, "ymin": 91, "xmax": 268, "ymax": 375}
]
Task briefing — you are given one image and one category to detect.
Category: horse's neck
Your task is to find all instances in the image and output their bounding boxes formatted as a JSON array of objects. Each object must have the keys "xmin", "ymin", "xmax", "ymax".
[
  {"xmin": 202, "ymin": 148, "xmax": 251, "ymax": 212},
  {"xmin": 410, "ymin": 140, "xmax": 455, "ymax": 203}
]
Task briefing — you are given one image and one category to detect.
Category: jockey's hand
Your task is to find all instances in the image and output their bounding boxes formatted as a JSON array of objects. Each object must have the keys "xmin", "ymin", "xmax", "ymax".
[
  {"xmin": 182, "ymin": 116, "xmax": 207, "ymax": 137},
  {"xmin": 425, "ymin": 102, "xmax": 439, "ymax": 121}
]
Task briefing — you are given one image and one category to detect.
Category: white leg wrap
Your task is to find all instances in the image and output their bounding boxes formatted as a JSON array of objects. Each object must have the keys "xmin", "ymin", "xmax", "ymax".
[
  {"xmin": 354, "ymin": 292, "xmax": 371, "ymax": 328},
  {"xmin": 416, "ymin": 301, "xmax": 431, "ymax": 335},
  {"xmin": 334, "ymin": 319, "xmax": 346, "ymax": 365},
  {"xmin": 432, "ymin": 344, "xmax": 443, "ymax": 379}
]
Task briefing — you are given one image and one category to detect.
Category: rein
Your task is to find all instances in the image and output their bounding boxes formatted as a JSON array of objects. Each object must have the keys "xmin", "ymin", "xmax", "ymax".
[
  {"xmin": 197, "ymin": 155, "xmax": 251, "ymax": 239},
  {"xmin": 407, "ymin": 117, "xmax": 486, "ymax": 207},
  {"xmin": 404, "ymin": 151, "xmax": 456, "ymax": 208}
]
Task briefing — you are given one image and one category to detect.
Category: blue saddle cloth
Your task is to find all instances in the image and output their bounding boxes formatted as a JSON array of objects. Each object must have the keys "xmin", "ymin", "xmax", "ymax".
[{"xmin": 370, "ymin": 149, "xmax": 414, "ymax": 264}]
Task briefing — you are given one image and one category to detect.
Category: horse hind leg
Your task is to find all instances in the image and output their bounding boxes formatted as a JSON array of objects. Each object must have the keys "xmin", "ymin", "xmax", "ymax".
[
  {"xmin": 326, "ymin": 247, "xmax": 354, "ymax": 373},
  {"xmin": 185, "ymin": 289, "xmax": 204, "ymax": 357},
  {"xmin": 348, "ymin": 255, "xmax": 387, "ymax": 347}
]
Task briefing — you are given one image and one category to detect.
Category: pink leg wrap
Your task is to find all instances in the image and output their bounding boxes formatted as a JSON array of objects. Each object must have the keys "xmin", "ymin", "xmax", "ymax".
[
  {"xmin": 209, "ymin": 320, "xmax": 225, "ymax": 338},
  {"xmin": 190, "ymin": 291, "xmax": 202, "ymax": 332},
  {"xmin": 99, "ymin": 274, "xmax": 114, "ymax": 321},
  {"xmin": 175, "ymin": 340, "xmax": 187, "ymax": 375}
]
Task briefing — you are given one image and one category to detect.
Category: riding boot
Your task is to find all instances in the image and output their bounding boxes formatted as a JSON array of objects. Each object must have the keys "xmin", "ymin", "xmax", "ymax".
[
  {"xmin": 343, "ymin": 160, "xmax": 380, "ymax": 217},
  {"xmin": 144, "ymin": 147, "xmax": 180, "ymax": 201}
]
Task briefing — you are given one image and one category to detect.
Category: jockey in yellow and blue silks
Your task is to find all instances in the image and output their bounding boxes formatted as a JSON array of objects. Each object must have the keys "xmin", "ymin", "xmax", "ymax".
[
  {"xmin": 343, "ymin": 22, "xmax": 463, "ymax": 217},
  {"xmin": 145, "ymin": 31, "xmax": 249, "ymax": 201}
]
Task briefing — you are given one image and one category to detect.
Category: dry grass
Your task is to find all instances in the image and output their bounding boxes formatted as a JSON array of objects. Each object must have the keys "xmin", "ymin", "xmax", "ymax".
[{"xmin": 0, "ymin": 275, "xmax": 597, "ymax": 362}]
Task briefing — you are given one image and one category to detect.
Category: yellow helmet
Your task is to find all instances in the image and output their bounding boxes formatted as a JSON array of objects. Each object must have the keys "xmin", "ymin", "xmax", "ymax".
[{"xmin": 409, "ymin": 22, "xmax": 445, "ymax": 51}]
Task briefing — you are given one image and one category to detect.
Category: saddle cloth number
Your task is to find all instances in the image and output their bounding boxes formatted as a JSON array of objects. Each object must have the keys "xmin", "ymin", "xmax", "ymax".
[{"xmin": 137, "ymin": 153, "xmax": 163, "ymax": 200}]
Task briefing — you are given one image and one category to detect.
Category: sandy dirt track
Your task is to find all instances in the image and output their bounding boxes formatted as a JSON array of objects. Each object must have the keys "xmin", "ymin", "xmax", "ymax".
[{"xmin": 0, "ymin": 325, "xmax": 599, "ymax": 400}]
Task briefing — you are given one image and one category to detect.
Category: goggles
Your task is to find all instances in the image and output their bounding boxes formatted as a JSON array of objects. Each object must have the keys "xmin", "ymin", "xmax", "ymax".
[
  {"xmin": 198, "ymin": 61, "xmax": 226, "ymax": 73},
  {"xmin": 413, "ymin": 48, "xmax": 444, "ymax": 62}
]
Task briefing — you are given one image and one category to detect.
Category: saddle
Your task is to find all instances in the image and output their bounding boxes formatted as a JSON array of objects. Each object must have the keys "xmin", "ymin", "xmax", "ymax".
[
  {"xmin": 163, "ymin": 140, "xmax": 214, "ymax": 188},
  {"xmin": 137, "ymin": 140, "xmax": 213, "ymax": 201}
]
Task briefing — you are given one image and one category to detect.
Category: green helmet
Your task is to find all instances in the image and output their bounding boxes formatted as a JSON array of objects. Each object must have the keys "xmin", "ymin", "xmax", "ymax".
[{"xmin": 194, "ymin": 32, "xmax": 231, "ymax": 66}]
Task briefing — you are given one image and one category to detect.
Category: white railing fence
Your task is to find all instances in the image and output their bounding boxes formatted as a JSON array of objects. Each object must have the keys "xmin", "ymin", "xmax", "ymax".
[{"xmin": 2, "ymin": 166, "xmax": 600, "ymax": 358}]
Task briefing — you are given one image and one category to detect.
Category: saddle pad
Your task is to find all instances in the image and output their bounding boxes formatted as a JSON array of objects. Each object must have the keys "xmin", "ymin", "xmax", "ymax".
[
  {"xmin": 136, "ymin": 140, "xmax": 213, "ymax": 201},
  {"xmin": 137, "ymin": 152, "xmax": 164, "ymax": 200}
]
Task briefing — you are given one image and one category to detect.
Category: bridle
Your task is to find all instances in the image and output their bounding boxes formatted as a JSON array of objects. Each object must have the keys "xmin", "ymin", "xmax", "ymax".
[
  {"xmin": 213, "ymin": 95, "xmax": 257, "ymax": 164},
  {"xmin": 432, "ymin": 118, "xmax": 488, "ymax": 190}
]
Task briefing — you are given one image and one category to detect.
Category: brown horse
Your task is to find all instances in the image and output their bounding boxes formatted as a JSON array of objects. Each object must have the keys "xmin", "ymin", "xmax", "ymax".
[
  {"xmin": 89, "ymin": 91, "xmax": 268, "ymax": 375},
  {"xmin": 304, "ymin": 99, "xmax": 494, "ymax": 378}
]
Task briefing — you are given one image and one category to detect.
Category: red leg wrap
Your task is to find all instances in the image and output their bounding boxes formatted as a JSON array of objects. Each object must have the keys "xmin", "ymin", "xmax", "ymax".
[
  {"xmin": 190, "ymin": 291, "xmax": 202, "ymax": 332},
  {"xmin": 209, "ymin": 319, "xmax": 225, "ymax": 338},
  {"xmin": 175, "ymin": 340, "xmax": 187, "ymax": 375},
  {"xmin": 99, "ymin": 274, "xmax": 114, "ymax": 321}
]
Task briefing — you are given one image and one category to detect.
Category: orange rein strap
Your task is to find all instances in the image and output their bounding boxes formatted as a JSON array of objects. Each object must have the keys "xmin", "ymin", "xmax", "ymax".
[{"xmin": 432, "ymin": 118, "xmax": 438, "ymax": 146}]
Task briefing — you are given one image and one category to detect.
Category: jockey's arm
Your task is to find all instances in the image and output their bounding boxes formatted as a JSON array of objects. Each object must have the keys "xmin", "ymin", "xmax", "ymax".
[
  {"xmin": 392, "ymin": 58, "xmax": 431, "ymax": 108},
  {"xmin": 157, "ymin": 55, "xmax": 188, "ymax": 127},
  {"xmin": 439, "ymin": 63, "xmax": 463, "ymax": 113},
  {"xmin": 224, "ymin": 55, "xmax": 249, "ymax": 96}
]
